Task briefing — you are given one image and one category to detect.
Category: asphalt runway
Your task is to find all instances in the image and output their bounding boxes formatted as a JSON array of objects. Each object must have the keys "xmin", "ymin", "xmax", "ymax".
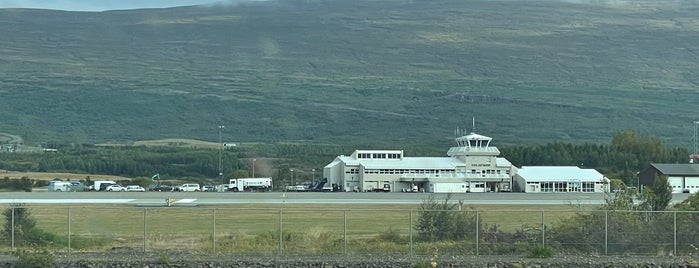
[{"xmin": 1, "ymin": 191, "xmax": 691, "ymax": 206}]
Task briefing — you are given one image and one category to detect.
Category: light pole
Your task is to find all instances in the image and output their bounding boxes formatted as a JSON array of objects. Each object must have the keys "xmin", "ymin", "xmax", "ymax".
[
  {"xmin": 312, "ymin": 168, "xmax": 315, "ymax": 182},
  {"xmin": 252, "ymin": 158, "xmax": 256, "ymax": 178},
  {"xmin": 290, "ymin": 169, "xmax": 294, "ymax": 186},
  {"xmin": 218, "ymin": 125, "xmax": 225, "ymax": 183}
]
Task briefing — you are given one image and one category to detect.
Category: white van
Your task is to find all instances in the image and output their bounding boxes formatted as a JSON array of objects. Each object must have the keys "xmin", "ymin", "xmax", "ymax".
[
  {"xmin": 93, "ymin": 180, "xmax": 116, "ymax": 191},
  {"xmin": 176, "ymin": 183, "xmax": 200, "ymax": 192}
]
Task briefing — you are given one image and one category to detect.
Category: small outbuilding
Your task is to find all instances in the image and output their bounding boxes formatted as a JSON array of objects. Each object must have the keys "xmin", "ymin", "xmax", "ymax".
[
  {"xmin": 638, "ymin": 163, "xmax": 699, "ymax": 194},
  {"xmin": 515, "ymin": 166, "xmax": 609, "ymax": 193}
]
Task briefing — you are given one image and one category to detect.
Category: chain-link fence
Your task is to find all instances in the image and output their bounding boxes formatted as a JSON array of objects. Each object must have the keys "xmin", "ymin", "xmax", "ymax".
[{"xmin": 1, "ymin": 206, "xmax": 698, "ymax": 256}]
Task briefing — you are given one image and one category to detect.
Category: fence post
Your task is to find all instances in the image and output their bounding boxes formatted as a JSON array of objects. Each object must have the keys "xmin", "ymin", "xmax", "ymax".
[
  {"xmin": 409, "ymin": 211, "xmax": 413, "ymax": 257},
  {"xmin": 11, "ymin": 207, "xmax": 15, "ymax": 250},
  {"xmin": 604, "ymin": 210, "xmax": 608, "ymax": 255},
  {"xmin": 343, "ymin": 210, "xmax": 347, "ymax": 254},
  {"xmin": 278, "ymin": 208, "xmax": 283, "ymax": 255},
  {"xmin": 67, "ymin": 207, "xmax": 71, "ymax": 254},
  {"xmin": 143, "ymin": 208, "xmax": 147, "ymax": 253},
  {"xmin": 212, "ymin": 208, "xmax": 216, "ymax": 254},
  {"xmin": 673, "ymin": 211, "xmax": 677, "ymax": 256},
  {"xmin": 475, "ymin": 210, "xmax": 479, "ymax": 256},
  {"xmin": 541, "ymin": 209, "xmax": 545, "ymax": 246}
]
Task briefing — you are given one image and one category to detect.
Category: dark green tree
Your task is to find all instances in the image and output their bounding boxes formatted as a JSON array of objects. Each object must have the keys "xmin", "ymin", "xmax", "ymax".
[
  {"xmin": 2, "ymin": 204, "xmax": 36, "ymax": 246},
  {"xmin": 639, "ymin": 175, "xmax": 672, "ymax": 212}
]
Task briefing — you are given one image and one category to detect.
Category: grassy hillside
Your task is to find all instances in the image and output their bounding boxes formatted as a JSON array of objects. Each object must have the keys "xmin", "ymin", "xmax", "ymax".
[{"xmin": 0, "ymin": 0, "xmax": 698, "ymax": 148}]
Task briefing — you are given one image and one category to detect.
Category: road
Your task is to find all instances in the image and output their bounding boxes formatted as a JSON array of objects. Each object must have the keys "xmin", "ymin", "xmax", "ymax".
[
  {"xmin": 0, "ymin": 191, "xmax": 692, "ymax": 206},
  {"xmin": 0, "ymin": 132, "xmax": 22, "ymax": 144}
]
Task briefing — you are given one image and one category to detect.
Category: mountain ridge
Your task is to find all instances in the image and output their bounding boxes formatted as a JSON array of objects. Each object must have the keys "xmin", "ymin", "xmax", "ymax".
[{"xmin": 0, "ymin": 0, "xmax": 697, "ymax": 148}]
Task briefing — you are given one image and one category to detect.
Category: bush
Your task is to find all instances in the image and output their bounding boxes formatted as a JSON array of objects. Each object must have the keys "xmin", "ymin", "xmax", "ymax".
[
  {"xmin": 376, "ymin": 227, "xmax": 406, "ymax": 243},
  {"xmin": 416, "ymin": 194, "xmax": 478, "ymax": 242},
  {"xmin": 528, "ymin": 245, "xmax": 554, "ymax": 258},
  {"xmin": 14, "ymin": 247, "xmax": 55, "ymax": 268}
]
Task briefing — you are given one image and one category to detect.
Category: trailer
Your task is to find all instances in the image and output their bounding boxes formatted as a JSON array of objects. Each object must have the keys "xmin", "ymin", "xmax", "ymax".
[{"xmin": 229, "ymin": 177, "xmax": 272, "ymax": 192}]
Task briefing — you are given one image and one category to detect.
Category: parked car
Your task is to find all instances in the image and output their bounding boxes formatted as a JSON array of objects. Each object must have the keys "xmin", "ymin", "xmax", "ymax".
[
  {"xmin": 285, "ymin": 185, "xmax": 308, "ymax": 192},
  {"xmin": 126, "ymin": 185, "xmax": 145, "ymax": 192},
  {"xmin": 201, "ymin": 185, "xmax": 215, "ymax": 192},
  {"xmin": 106, "ymin": 184, "xmax": 126, "ymax": 192},
  {"xmin": 149, "ymin": 184, "xmax": 173, "ymax": 192},
  {"xmin": 175, "ymin": 183, "xmax": 200, "ymax": 192}
]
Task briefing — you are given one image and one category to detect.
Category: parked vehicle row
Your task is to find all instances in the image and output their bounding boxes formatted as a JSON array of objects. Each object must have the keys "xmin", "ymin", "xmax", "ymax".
[{"xmin": 61, "ymin": 180, "xmax": 274, "ymax": 193}]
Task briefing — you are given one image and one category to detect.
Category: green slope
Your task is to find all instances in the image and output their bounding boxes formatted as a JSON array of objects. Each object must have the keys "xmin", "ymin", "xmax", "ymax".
[{"xmin": 0, "ymin": 0, "xmax": 697, "ymax": 147}]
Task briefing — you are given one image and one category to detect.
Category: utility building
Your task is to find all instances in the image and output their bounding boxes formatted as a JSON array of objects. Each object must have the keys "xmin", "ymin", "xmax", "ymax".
[
  {"xmin": 515, "ymin": 166, "xmax": 609, "ymax": 193},
  {"xmin": 323, "ymin": 132, "xmax": 515, "ymax": 193},
  {"xmin": 639, "ymin": 163, "xmax": 699, "ymax": 194}
]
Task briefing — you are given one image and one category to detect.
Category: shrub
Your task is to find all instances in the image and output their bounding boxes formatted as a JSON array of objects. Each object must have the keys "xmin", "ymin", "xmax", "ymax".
[
  {"xmin": 376, "ymin": 227, "xmax": 406, "ymax": 243},
  {"xmin": 14, "ymin": 247, "xmax": 55, "ymax": 268},
  {"xmin": 416, "ymin": 194, "xmax": 478, "ymax": 242},
  {"xmin": 157, "ymin": 254, "xmax": 171, "ymax": 264},
  {"xmin": 528, "ymin": 245, "xmax": 554, "ymax": 259}
]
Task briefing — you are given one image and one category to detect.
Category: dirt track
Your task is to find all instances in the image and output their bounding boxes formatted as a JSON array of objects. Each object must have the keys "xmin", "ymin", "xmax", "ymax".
[{"xmin": 4, "ymin": 253, "xmax": 696, "ymax": 268}]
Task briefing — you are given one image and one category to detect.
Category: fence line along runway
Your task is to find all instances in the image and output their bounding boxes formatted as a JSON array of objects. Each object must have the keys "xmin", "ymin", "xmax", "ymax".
[
  {"xmin": 0, "ymin": 192, "xmax": 637, "ymax": 206},
  {"xmin": 1, "ymin": 192, "xmax": 692, "ymax": 206}
]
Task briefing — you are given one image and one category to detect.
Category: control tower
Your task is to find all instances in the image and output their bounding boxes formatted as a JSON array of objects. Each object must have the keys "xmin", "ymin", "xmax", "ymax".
[{"xmin": 447, "ymin": 132, "xmax": 500, "ymax": 159}]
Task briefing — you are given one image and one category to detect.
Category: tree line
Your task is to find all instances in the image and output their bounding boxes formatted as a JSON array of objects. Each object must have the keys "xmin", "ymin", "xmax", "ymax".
[{"xmin": 0, "ymin": 131, "xmax": 690, "ymax": 188}]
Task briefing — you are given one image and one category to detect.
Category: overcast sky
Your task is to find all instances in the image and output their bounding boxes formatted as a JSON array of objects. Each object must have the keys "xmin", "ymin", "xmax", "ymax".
[{"xmin": 0, "ymin": 0, "xmax": 233, "ymax": 11}]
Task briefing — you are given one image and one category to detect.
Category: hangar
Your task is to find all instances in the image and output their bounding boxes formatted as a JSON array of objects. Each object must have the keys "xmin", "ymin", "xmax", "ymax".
[
  {"xmin": 323, "ymin": 132, "xmax": 515, "ymax": 193},
  {"xmin": 514, "ymin": 166, "xmax": 609, "ymax": 193},
  {"xmin": 638, "ymin": 163, "xmax": 699, "ymax": 194}
]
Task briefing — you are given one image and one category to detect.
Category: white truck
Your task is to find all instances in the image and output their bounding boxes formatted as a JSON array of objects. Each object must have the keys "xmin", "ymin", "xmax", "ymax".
[
  {"xmin": 48, "ymin": 181, "xmax": 73, "ymax": 192},
  {"xmin": 229, "ymin": 177, "xmax": 272, "ymax": 192}
]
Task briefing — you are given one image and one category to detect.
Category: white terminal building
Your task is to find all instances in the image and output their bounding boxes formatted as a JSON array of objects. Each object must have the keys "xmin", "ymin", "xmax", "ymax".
[{"xmin": 322, "ymin": 132, "xmax": 610, "ymax": 193}]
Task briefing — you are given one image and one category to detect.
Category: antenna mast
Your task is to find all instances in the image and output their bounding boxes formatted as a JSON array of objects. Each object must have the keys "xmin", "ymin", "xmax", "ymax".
[{"xmin": 692, "ymin": 121, "xmax": 699, "ymax": 163}]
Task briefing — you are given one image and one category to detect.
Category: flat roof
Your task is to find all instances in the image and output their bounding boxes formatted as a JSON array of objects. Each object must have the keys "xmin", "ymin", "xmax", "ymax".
[
  {"xmin": 337, "ymin": 156, "xmax": 513, "ymax": 169},
  {"xmin": 517, "ymin": 166, "xmax": 607, "ymax": 182}
]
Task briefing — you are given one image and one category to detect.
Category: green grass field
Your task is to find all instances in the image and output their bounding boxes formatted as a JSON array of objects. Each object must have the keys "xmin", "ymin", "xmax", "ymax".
[{"xmin": 1, "ymin": 203, "xmax": 590, "ymax": 254}]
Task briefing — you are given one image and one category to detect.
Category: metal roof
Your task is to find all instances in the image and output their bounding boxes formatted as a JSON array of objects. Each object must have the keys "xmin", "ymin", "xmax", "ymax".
[
  {"xmin": 336, "ymin": 155, "xmax": 514, "ymax": 170},
  {"xmin": 517, "ymin": 166, "xmax": 607, "ymax": 182},
  {"xmin": 496, "ymin": 157, "xmax": 512, "ymax": 167},
  {"xmin": 650, "ymin": 163, "xmax": 699, "ymax": 175},
  {"xmin": 339, "ymin": 156, "xmax": 465, "ymax": 169}
]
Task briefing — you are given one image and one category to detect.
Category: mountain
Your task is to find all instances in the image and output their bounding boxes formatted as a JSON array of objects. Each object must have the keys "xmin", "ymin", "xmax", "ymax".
[{"xmin": 1, "ymin": 0, "xmax": 698, "ymax": 148}]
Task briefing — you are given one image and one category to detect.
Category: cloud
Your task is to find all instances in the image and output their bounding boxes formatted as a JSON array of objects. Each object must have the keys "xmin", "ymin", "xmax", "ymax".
[{"xmin": 0, "ymin": 0, "xmax": 228, "ymax": 11}]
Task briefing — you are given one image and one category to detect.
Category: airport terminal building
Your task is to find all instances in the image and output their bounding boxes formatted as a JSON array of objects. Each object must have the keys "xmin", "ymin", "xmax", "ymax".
[
  {"xmin": 515, "ymin": 166, "xmax": 609, "ymax": 193},
  {"xmin": 323, "ymin": 133, "xmax": 515, "ymax": 193}
]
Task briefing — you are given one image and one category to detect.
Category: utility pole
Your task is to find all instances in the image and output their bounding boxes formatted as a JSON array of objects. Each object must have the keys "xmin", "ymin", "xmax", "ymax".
[
  {"xmin": 252, "ymin": 158, "xmax": 256, "ymax": 178},
  {"xmin": 218, "ymin": 125, "xmax": 225, "ymax": 183},
  {"xmin": 693, "ymin": 121, "xmax": 699, "ymax": 163},
  {"xmin": 290, "ymin": 169, "xmax": 294, "ymax": 186}
]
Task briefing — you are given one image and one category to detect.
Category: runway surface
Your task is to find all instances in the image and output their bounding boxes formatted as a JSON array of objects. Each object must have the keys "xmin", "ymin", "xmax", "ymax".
[{"xmin": 1, "ymin": 191, "xmax": 691, "ymax": 206}]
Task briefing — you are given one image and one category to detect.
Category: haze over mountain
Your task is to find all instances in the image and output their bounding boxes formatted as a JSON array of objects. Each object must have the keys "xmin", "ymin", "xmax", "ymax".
[
  {"xmin": 0, "ymin": 0, "xmax": 697, "ymax": 149},
  {"xmin": 0, "ymin": 0, "xmax": 222, "ymax": 11}
]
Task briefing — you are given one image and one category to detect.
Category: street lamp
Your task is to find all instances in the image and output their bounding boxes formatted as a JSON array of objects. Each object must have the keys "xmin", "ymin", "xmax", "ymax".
[
  {"xmin": 218, "ymin": 125, "xmax": 225, "ymax": 183},
  {"xmin": 252, "ymin": 158, "xmax": 256, "ymax": 178},
  {"xmin": 290, "ymin": 169, "xmax": 294, "ymax": 186},
  {"xmin": 312, "ymin": 168, "xmax": 315, "ymax": 182}
]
